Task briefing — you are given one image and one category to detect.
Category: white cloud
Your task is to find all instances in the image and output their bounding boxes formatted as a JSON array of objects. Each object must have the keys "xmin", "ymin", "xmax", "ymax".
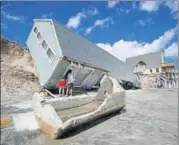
[
  {"xmin": 85, "ymin": 17, "xmax": 113, "ymax": 35},
  {"xmin": 107, "ymin": 1, "xmax": 119, "ymax": 8},
  {"xmin": 138, "ymin": 20, "xmax": 146, "ymax": 26},
  {"xmin": 164, "ymin": 42, "xmax": 178, "ymax": 57},
  {"xmin": 139, "ymin": 1, "xmax": 178, "ymax": 19},
  {"xmin": 87, "ymin": 8, "xmax": 99, "ymax": 16},
  {"xmin": 138, "ymin": 18, "xmax": 154, "ymax": 26},
  {"xmin": 125, "ymin": 9, "xmax": 132, "ymax": 14},
  {"xmin": 116, "ymin": 6, "xmax": 133, "ymax": 14},
  {"xmin": 41, "ymin": 12, "xmax": 53, "ymax": 18},
  {"xmin": 85, "ymin": 27, "xmax": 93, "ymax": 34},
  {"xmin": 140, "ymin": 1, "xmax": 162, "ymax": 12},
  {"xmin": 66, "ymin": 8, "xmax": 99, "ymax": 29},
  {"xmin": 66, "ymin": 12, "xmax": 86, "ymax": 29},
  {"xmin": 2, "ymin": 11, "xmax": 24, "ymax": 22},
  {"xmin": 94, "ymin": 17, "xmax": 113, "ymax": 27},
  {"xmin": 2, "ymin": 3, "xmax": 25, "ymax": 23},
  {"xmin": 165, "ymin": 1, "xmax": 178, "ymax": 14},
  {"xmin": 165, "ymin": 1, "xmax": 178, "ymax": 19},
  {"xmin": 97, "ymin": 26, "xmax": 177, "ymax": 61}
]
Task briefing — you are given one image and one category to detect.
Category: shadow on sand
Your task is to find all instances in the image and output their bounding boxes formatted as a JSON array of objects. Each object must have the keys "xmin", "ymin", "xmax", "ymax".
[{"xmin": 59, "ymin": 107, "xmax": 127, "ymax": 139}]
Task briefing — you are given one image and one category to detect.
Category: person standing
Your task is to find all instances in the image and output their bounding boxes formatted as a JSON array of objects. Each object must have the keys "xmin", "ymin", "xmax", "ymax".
[
  {"xmin": 58, "ymin": 77, "xmax": 66, "ymax": 97},
  {"xmin": 66, "ymin": 69, "xmax": 75, "ymax": 96}
]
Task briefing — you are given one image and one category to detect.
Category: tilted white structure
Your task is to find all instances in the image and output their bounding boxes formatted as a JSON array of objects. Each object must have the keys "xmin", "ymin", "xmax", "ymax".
[{"xmin": 26, "ymin": 19, "xmax": 133, "ymax": 89}]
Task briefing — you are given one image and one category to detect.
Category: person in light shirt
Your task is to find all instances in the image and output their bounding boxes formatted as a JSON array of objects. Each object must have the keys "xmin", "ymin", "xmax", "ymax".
[{"xmin": 65, "ymin": 69, "xmax": 75, "ymax": 96}]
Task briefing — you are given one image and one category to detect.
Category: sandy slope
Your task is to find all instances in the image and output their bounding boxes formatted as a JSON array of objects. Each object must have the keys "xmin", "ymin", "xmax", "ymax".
[{"xmin": 1, "ymin": 37, "xmax": 40, "ymax": 98}]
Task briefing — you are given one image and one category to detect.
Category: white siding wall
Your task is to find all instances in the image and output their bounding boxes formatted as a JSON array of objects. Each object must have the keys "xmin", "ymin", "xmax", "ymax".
[
  {"xmin": 26, "ymin": 21, "xmax": 62, "ymax": 87},
  {"xmin": 35, "ymin": 20, "xmax": 62, "ymax": 57}
]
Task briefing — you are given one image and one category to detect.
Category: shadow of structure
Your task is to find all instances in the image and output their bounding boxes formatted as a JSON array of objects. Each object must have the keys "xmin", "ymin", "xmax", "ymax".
[{"xmin": 59, "ymin": 107, "xmax": 127, "ymax": 139}]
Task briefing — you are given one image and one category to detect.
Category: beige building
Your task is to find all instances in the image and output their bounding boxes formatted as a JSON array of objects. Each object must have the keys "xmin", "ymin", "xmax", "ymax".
[
  {"xmin": 126, "ymin": 52, "xmax": 178, "ymax": 89},
  {"xmin": 143, "ymin": 63, "xmax": 175, "ymax": 75}
]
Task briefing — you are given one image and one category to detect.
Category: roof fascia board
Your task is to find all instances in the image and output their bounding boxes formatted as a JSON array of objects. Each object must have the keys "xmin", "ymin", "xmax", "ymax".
[
  {"xmin": 34, "ymin": 19, "xmax": 53, "ymax": 22},
  {"xmin": 51, "ymin": 20, "xmax": 63, "ymax": 58},
  {"xmin": 126, "ymin": 51, "xmax": 162, "ymax": 60}
]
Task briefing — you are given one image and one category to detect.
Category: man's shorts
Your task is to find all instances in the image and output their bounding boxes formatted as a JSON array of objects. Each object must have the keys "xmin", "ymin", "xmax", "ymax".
[{"xmin": 67, "ymin": 83, "xmax": 73, "ymax": 89}]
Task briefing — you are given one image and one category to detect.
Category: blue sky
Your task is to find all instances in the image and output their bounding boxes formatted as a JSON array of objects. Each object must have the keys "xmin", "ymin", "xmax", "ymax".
[{"xmin": 1, "ymin": 1, "xmax": 178, "ymax": 69}]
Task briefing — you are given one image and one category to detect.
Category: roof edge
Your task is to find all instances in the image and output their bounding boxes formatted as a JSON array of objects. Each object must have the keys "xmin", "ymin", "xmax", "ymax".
[
  {"xmin": 33, "ymin": 19, "xmax": 53, "ymax": 23},
  {"xmin": 52, "ymin": 19, "xmax": 126, "ymax": 64},
  {"xmin": 51, "ymin": 20, "xmax": 64, "ymax": 58},
  {"xmin": 126, "ymin": 51, "xmax": 162, "ymax": 61}
]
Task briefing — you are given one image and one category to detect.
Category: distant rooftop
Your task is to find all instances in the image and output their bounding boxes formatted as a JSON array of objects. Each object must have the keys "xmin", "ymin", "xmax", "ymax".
[{"xmin": 126, "ymin": 51, "xmax": 163, "ymax": 69}]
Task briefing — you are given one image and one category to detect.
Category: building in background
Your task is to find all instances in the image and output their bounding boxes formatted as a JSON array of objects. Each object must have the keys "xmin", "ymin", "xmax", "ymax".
[{"xmin": 126, "ymin": 52, "xmax": 178, "ymax": 89}]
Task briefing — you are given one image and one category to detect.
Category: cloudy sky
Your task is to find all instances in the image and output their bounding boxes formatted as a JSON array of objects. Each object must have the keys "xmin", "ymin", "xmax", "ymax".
[{"xmin": 1, "ymin": 1, "xmax": 178, "ymax": 68}]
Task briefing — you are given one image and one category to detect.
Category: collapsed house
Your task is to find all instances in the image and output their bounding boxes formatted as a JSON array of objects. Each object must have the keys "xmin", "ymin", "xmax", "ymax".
[
  {"xmin": 26, "ymin": 19, "xmax": 177, "ymax": 90},
  {"xmin": 126, "ymin": 52, "xmax": 178, "ymax": 89},
  {"xmin": 26, "ymin": 19, "xmax": 177, "ymax": 138},
  {"xmin": 26, "ymin": 19, "xmax": 133, "ymax": 90},
  {"xmin": 26, "ymin": 19, "xmax": 128, "ymax": 138}
]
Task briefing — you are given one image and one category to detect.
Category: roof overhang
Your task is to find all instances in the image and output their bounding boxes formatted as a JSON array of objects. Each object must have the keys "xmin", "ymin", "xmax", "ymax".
[
  {"xmin": 33, "ymin": 19, "xmax": 53, "ymax": 22},
  {"xmin": 63, "ymin": 56, "xmax": 109, "ymax": 73}
]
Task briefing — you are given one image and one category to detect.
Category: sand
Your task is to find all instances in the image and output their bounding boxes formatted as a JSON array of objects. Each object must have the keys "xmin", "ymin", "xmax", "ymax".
[{"xmin": 1, "ymin": 37, "xmax": 40, "ymax": 98}]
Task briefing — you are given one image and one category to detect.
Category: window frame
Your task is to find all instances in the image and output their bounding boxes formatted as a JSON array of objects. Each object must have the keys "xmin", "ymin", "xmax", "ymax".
[
  {"xmin": 34, "ymin": 27, "xmax": 38, "ymax": 34},
  {"xmin": 41, "ymin": 40, "xmax": 48, "ymax": 50},
  {"xmin": 34, "ymin": 27, "xmax": 56, "ymax": 64},
  {"xmin": 156, "ymin": 68, "xmax": 159, "ymax": 73},
  {"xmin": 37, "ymin": 32, "xmax": 42, "ymax": 41},
  {"xmin": 46, "ymin": 47, "xmax": 55, "ymax": 63}
]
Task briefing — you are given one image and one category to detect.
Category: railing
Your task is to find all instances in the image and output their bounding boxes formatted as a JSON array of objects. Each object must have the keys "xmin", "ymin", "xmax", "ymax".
[{"xmin": 134, "ymin": 71, "xmax": 178, "ymax": 89}]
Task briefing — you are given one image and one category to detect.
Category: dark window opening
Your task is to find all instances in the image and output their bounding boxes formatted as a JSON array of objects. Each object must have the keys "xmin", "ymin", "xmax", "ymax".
[
  {"xmin": 46, "ymin": 48, "xmax": 54, "ymax": 61},
  {"xmin": 156, "ymin": 68, "xmax": 159, "ymax": 72},
  {"xmin": 41, "ymin": 40, "xmax": 48, "ymax": 50},
  {"xmin": 34, "ymin": 27, "xmax": 38, "ymax": 34},
  {"xmin": 37, "ymin": 32, "xmax": 42, "ymax": 40}
]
